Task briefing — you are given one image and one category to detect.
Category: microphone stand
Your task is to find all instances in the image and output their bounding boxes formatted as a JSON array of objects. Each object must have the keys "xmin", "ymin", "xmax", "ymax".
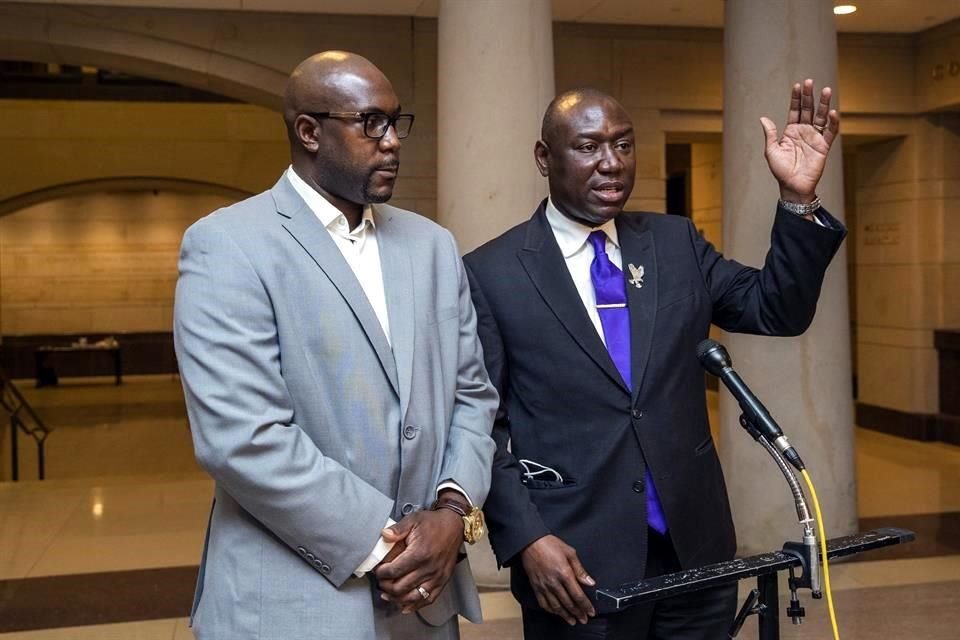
[{"xmin": 730, "ymin": 413, "xmax": 821, "ymax": 637}]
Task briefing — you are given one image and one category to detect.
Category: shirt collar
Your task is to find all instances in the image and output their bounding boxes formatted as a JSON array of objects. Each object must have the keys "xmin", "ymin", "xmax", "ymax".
[
  {"xmin": 285, "ymin": 166, "xmax": 376, "ymax": 235},
  {"xmin": 544, "ymin": 197, "xmax": 619, "ymax": 258}
]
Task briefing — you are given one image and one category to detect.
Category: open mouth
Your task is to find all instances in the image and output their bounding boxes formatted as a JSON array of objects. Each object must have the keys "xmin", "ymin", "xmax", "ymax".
[{"xmin": 591, "ymin": 182, "xmax": 624, "ymax": 203}]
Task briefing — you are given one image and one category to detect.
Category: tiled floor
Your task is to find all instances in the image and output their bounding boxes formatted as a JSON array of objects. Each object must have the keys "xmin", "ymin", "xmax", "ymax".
[{"xmin": 1, "ymin": 376, "xmax": 958, "ymax": 638}]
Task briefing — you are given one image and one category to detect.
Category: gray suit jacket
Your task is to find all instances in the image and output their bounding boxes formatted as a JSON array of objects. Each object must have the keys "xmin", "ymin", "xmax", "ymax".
[{"xmin": 174, "ymin": 176, "xmax": 497, "ymax": 639}]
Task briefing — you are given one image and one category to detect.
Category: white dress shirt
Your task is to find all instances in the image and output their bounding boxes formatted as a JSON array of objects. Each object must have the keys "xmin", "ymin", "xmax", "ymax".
[
  {"xmin": 544, "ymin": 197, "xmax": 621, "ymax": 345},
  {"xmin": 285, "ymin": 167, "xmax": 469, "ymax": 576},
  {"xmin": 286, "ymin": 167, "xmax": 391, "ymax": 345}
]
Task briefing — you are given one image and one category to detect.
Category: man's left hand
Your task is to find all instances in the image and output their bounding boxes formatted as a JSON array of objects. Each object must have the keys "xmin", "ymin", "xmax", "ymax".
[
  {"xmin": 761, "ymin": 78, "xmax": 840, "ymax": 204},
  {"xmin": 373, "ymin": 508, "xmax": 463, "ymax": 614}
]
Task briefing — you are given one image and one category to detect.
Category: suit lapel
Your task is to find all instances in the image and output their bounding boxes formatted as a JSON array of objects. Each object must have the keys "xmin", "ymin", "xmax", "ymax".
[
  {"xmin": 373, "ymin": 205, "xmax": 414, "ymax": 418},
  {"xmin": 517, "ymin": 204, "xmax": 629, "ymax": 394},
  {"xmin": 271, "ymin": 178, "xmax": 400, "ymax": 398},
  {"xmin": 618, "ymin": 213, "xmax": 658, "ymax": 403}
]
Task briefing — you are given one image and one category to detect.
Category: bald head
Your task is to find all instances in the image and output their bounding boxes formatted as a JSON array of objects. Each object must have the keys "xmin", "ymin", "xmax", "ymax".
[
  {"xmin": 540, "ymin": 88, "xmax": 629, "ymax": 146},
  {"xmin": 283, "ymin": 51, "xmax": 395, "ymax": 139}
]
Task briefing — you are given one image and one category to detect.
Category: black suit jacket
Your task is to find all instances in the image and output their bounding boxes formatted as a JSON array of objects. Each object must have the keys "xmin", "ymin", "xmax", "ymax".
[{"xmin": 463, "ymin": 200, "xmax": 845, "ymax": 610}]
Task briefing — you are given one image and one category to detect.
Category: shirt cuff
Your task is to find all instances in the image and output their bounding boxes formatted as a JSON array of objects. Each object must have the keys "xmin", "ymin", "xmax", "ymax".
[
  {"xmin": 436, "ymin": 480, "xmax": 473, "ymax": 506},
  {"xmin": 353, "ymin": 517, "xmax": 397, "ymax": 578}
]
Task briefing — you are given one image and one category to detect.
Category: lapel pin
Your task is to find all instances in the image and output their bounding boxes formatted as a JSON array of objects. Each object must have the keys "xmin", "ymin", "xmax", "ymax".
[{"xmin": 627, "ymin": 263, "xmax": 645, "ymax": 289}]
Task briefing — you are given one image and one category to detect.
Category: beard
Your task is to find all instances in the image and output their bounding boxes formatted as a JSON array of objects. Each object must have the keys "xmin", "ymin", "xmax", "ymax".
[{"xmin": 362, "ymin": 167, "xmax": 396, "ymax": 204}]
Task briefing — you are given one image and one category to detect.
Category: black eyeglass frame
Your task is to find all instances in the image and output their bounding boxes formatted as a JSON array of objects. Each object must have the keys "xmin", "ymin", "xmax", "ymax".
[{"xmin": 303, "ymin": 111, "xmax": 415, "ymax": 139}]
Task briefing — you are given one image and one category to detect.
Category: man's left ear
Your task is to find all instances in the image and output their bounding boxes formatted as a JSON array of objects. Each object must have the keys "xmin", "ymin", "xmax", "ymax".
[{"xmin": 533, "ymin": 139, "xmax": 550, "ymax": 178}]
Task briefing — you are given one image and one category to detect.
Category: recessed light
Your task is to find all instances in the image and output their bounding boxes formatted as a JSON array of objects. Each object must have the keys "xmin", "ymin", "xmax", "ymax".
[{"xmin": 834, "ymin": 4, "xmax": 857, "ymax": 15}]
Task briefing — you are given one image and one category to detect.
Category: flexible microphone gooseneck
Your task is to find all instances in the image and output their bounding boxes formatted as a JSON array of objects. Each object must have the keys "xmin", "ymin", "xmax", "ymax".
[
  {"xmin": 697, "ymin": 338, "xmax": 821, "ymax": 598},
  {"xmin": 696, "ymin": 338, "xmax": 805, "ymax": 471}
]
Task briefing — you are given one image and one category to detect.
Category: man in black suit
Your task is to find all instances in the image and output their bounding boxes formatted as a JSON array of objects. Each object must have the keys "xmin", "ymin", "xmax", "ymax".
[{"xmin": 463, "ymin": 81, "xmax": 845, "ymax": 639}]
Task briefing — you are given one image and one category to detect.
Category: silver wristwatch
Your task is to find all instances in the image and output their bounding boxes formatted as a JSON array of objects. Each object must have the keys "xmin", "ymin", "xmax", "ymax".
[{"xmin": 779, "ymin": 196, "xmax": 821, "ymax": 217}]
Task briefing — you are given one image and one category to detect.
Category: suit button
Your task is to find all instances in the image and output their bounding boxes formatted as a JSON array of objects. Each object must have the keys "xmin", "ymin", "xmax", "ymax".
[
  {"xmin": 633, "ymin": 480, "xmax": 646, "ymax": 493},
  {"xmin": 401, "ymin": 502, "xmax": 415, "ymax": 515},
  {"xmin": 297, "ymin": 546, "xmax": 307, "ymax": 555},
  {"xmin": 306, "ymin": 552, "xmax": 315, "ymax": 562},
  {"xmin": 403, "ymin": 425, "xmax": 418, "ymax": 440},
  {"xmin": 632, "ymin": 409, "xmax": 643, "ymax": 419},
  {"xmin": 319, "ymin": 564, "xmax": 332, "ymax": 575}
]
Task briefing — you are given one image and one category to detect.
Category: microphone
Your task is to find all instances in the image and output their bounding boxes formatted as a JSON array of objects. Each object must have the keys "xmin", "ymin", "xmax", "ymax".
[{"xmin": 697, "ymin": 339, "xmax": 804, "ymax": 471}]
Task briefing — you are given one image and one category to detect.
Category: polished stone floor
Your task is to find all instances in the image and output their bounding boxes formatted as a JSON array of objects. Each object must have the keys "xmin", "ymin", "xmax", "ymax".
[{"xmin": 1, "ymin": 375, "xmax": 958, "ymax": 638}]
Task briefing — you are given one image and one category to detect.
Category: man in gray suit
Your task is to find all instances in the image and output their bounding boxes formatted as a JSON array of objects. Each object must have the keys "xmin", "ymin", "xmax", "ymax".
[{"xmin": 174, "ymin": 51, "xmax": 497, "ymax": 639}]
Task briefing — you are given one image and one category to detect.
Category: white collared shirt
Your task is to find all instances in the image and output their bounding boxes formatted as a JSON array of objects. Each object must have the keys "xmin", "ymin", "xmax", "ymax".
[
  {"xmin": 544, "ymin": 197, "xmax": 622, "ymax": 346},
  {"xmin": 285, "ymin": 166, "xmax": 391, "ymax": 345}
]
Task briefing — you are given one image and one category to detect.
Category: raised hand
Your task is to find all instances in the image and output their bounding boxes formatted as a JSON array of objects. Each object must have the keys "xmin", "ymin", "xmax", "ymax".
[
  {"xmin": 760, "ymin": 79, "xmax": 840, "ymax": 204},
  {"xmin": 520, "ymin": 534, "xmax": 596, "ymax": 626}
]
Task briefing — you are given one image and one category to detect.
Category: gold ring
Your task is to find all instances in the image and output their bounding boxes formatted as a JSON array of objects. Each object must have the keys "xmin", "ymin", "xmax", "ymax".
[{"xmin": 417, "ymin": 585, "xmax": 430, "ymax": 600}]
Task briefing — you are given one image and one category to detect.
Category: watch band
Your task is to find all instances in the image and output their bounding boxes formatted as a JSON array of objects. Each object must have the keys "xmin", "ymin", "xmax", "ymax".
[
  {"xmin": 432, "ymin": 499, "xmax": 485, "ymax": 544},
  {"xmin": 779, "ymin": 196, "xmax": 822, "ymax": 217},
  {"xmin": 433, "ymin": 500, "xmax": 468, "ymax": 518}
]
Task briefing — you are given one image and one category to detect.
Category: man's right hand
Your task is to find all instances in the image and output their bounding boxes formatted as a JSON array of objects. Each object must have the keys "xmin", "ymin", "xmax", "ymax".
[{"xmin": 520, "ymin": 535, "xmax": 596, "ymax": 625}]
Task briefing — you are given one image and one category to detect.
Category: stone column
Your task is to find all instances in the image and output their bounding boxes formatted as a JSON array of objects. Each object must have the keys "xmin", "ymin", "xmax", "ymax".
[
  {"xmin": 437, "ymin": 0, "xmax": 554, "ymax": 586},
  {"xmin": 436, "ymin": 0, "xmax": 555, "ymax": 253},
  {"xmin": 720, "ymin": 0, "xmax": 857, "ymax": 555}
]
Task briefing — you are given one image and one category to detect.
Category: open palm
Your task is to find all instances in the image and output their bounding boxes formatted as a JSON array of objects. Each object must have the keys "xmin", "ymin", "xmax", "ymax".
[{"xmin": 761, "ymin": 79, "xmax": 840, "ymax": 203}]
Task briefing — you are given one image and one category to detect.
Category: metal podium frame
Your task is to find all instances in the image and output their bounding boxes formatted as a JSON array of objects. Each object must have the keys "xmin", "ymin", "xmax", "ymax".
[{"xmin": 595, "ymin": 527, "xmax": 915, "ymax": 639}]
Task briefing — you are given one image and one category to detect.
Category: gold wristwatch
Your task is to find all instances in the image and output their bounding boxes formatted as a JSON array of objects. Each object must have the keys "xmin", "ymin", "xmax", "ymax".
[{"xmin": 432, "ymin": 499, "xmax": 486, "ymax": 544}]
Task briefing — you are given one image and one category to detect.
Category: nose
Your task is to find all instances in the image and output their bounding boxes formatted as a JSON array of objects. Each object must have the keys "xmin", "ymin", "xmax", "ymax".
[
  {"xmin": 597, "ymin": 144, "xmax": 623, "ymax": 173},
  {"xmin": 378, "ymin": 123, "xmax": 402, "ymax": 152}
]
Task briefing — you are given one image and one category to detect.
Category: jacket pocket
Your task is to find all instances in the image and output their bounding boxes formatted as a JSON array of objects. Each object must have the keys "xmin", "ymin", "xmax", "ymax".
[{"xmin": 693, "ymin": 435, "xmax": 716, "ymax": 456}]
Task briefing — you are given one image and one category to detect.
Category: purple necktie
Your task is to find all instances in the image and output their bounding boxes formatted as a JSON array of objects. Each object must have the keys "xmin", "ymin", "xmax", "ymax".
[{"xmin": 588, "ymin": 231, "xmax": 667, "ymax": 534}]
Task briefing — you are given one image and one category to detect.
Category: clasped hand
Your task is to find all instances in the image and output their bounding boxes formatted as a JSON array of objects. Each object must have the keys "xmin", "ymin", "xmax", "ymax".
[{"xmin": 373, "ymin": 507, "xmax": 464, "ymax": 614}]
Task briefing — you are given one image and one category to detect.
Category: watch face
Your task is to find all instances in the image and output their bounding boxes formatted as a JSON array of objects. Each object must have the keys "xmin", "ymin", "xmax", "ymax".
[{"xmin": 464, "ymin": 508, "xmax": 486, "ymax": 544}]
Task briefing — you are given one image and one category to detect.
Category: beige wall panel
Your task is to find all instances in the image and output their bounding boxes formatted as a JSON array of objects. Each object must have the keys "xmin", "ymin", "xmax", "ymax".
[
  {"xmin": 942, "ymin": 264, "xmax": 960, "ymax": 327},
  {"xmin": 696, "ymin": 220, "xmax": 722, "ymax": 251},
  {"xmin": 629, "ymin": 178, "xmax": 667, "ymax": 202},
  {"xmin": 943, "ymin": 197, "xmax": 960, "ymax": 262},
  {"xmin": 838, "ymin": 36, "xmax": 915, "ymax": 115},
  {"xmin": 856, "ymin": 200, "xmax": 942, "ymax": 266},
  {"xmin": 627, "ymin": 199, "xmax": 666, "ymax": 213},
  {"xmin": 856, "ymin": 264, "xmax": 942, "ymax": 330},
  {"xmin": 857, "ymin": 342, "xmax": 939, "ymax": 413},
  {"xmin": 3, "ymin": 277, "xmax": 175, "ymax": 305},
  {"xmin": 856, "ymin": 136, "xmax": 915, "ymax": 189},
  {"xmin": 858, "ymin": 326, "xmax": 935, "ymax": 349},
  {"xmin": 690, "ymin": 142, "xmax": 723, "ymax": 250},
  {"xmin": 412, "ymin": 20, "xmax": 438, "ymax": 104},
  {"xmin": 0, "ymin": 191, "xmax": 233, "ymax": 335},
  {"xmin": 2, "ymin": 307, "xmax": 94, "ymax": 335},
  {"xmin": 617, "ymin": 38, "xmax": 723, "ymax": 111},
  {"xmin": 916, "ymin": 21, "xmax": 960, "ymax": 113},
  {"xmin": 553, "ymin": 34, "xmax": 616, "ymax": 95},
  {"xmin": 1, "ymin": 249, "xmax": 178, "ymax": 276}
]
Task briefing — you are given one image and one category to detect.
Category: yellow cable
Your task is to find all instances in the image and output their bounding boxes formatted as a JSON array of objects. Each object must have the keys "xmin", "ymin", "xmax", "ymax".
[{"xmin": 801, "ymin": 468, "xmax": 840, "ymax": 640}]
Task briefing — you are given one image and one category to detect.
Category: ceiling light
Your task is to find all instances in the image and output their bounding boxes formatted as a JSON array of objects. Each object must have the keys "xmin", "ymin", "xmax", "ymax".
[{"xmin": 833, "ymin": 5, "xmax": 857, "ymax": 15}]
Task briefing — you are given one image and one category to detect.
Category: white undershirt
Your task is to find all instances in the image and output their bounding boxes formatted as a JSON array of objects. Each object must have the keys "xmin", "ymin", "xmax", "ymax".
[{"xmin": 544, "ymin": 197, "xmax": 621, "ymax": 346}]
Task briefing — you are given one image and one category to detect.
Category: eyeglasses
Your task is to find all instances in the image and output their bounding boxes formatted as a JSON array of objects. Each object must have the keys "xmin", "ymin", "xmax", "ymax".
[{"xmin": 303, "ymin": 111, "xmax": 415, "ymax": 139}]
